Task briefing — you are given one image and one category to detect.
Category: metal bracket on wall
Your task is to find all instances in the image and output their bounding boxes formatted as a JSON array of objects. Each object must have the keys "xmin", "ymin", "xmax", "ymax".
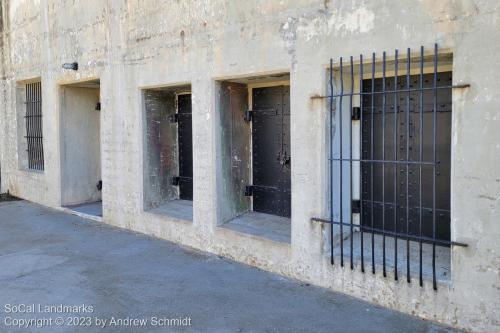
[
  {"xmin": 351, "ymin": 199, "xmax": 360, "ymax": 214},
  {"xmin": 169, "ymin": 114, "xmax": 179, "ymax": 123},
  {"xmin": 351, "ymin": 107, "xmax": 361, "ymax": 121},
  {"xmin": 244, "ymin": 185, "xmax": 254, "ymax": 197},
  {"xmin": 244, "ymin": 109, "xmax": 253, "ymax": 122},
  {"xmin": 171, "ymin": 176, "xmax": 180, "ymax": 186}
]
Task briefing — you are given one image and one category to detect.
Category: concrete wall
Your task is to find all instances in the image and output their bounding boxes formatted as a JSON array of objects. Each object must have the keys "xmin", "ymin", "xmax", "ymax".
[
  {"xmin": 60, "ymin": 86, "xmax": 101, "ymax": 206},
  {"xmin": 142, "ymin": 88, "xmax": 180, "ymax": 210},
  {"xmin": 0, "ymin": 1, "xmax": 499, "ymax": 331},
  {"xmin": 217, "ymin": 81, "xmax": 251, "ymax": 224}
]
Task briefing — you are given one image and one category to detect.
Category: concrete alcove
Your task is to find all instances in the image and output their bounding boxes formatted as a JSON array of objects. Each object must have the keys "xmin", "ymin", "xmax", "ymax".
[
  {"xmin": 142, "ymin": 84, "xmax": 193, "ymax": 221},
  {"xmin": 216, "ymin": 73, "xmax": 292, "ymax": 243},
  {"xmin": 60, "ymin": 79, "xmax": 102, "ymax": 217}
]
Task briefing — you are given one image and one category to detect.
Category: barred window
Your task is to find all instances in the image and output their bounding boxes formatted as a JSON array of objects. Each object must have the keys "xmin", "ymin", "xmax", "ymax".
[
  {"xmin": 25, "ymin": 81, "xmax": 44, "ymax": 171},
  {"xmin": 312, "ymin": 44, "xmax": 469, "ymax": 290}
]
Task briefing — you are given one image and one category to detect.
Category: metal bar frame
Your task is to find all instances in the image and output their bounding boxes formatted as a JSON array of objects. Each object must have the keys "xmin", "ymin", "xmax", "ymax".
[
  {"xmin": 316, "ymin": 44, "xmax": 468, "ymax": 290},
  {"xmin": 25, "ymin": 81, "xmax": 44, "ymax": 171}
]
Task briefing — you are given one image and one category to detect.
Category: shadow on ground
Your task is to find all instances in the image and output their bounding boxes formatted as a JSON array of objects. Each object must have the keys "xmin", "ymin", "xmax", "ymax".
[{"xmin": 0, "ymin": 201, "xmax": 460, "ymax": 333}]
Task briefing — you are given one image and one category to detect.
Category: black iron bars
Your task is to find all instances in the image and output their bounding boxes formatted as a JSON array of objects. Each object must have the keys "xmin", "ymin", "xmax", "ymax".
[
  {"xmin": 314, "ymin": 43, "xmax": 468, "ymax": 291},
  {"xmin": 24, "ymin": 81, "xmax": 44, "ymax": 171}
]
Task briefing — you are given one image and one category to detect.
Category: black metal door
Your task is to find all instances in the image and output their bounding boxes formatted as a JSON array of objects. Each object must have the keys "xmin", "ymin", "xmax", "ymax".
[
  {"xmin": 252, "ymin": 86, "xmax": 291, "ymax": 218},
  {"xmin": 361, "ymin": 72, "xmax": 452, "ymax": 240},
  {"xmin": 177, "ymin": 93, "xmax": 193, "ymax": 200}
]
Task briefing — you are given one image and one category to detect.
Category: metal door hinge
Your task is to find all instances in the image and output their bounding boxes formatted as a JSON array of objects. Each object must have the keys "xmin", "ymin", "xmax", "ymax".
[
  {"xmin": 96, "ymin": 180, "xmax": 102, "ymax": 191},
  {"xmin": 171, "ymin": 176, "xmax": 180, "ymax": 186},
  {"xmin": 352, "ymin": 199, "xmax": 361, "ymax": 214},
  {"xmin": 352, "ymin": 107, "xmax": 361, "ymax": 121},
  {"xmin": 169, "ymin": 114, "xmax": 179, "ymax": 123},
  {"xmin": 244, "ymin": 110, "xmax": 253, "ymax": 122},
  {"xmin": 244, "ymin": 185, "xmax": 254, "ymax": 197}
]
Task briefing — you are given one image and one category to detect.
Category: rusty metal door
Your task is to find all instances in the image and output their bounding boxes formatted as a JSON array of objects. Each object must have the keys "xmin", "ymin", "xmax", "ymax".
[{"xmin": 251, "ymin": 86, "xmax": 291, "ymax": 218}]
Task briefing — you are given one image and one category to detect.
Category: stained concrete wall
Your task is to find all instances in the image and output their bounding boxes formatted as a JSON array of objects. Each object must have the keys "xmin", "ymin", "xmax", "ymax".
[
  {"xmin": 143, "ymin": 89, "xmax": 179, "ymax": 210},
  {"xmin": 217, "ymin": 82, "xmax": 251, "ymax": 224},
  {"xmin": 60, "ymin": 86, "xmax": 101, "ymax": 206},
  {"xmin": 0, "ymin": 1, "xmax": 499, "ymax": 332}
]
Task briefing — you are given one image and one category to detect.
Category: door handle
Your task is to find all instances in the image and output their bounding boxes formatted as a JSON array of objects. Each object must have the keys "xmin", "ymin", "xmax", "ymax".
[{"xmin": 276, "ymin": 152, "xmax": 291, "ymax": 166}]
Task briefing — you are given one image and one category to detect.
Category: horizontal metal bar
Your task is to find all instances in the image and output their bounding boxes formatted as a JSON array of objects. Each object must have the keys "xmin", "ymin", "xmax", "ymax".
[
  {"xmin": 310, "ymin": 84, "xmax": 470, "ymax": 99},
  {"xmin": 360, "ymin": 109, "xmax": 451, "ymax": 114},
  {"xmin": 360, "ymin": 199, "xmax": 450, "ymax": 214},
  {"xmin": 24, "ymin": 100, "xmax": 42, "ymax": 104},
  {"xmin": 310, "ymin": 217, "xmax": 467, "ymax": 247},
  {"xmin": 250, "ymin": 185, "xmax": 280, "ymax": 191},
  {"xmin": 24, "ymin": 136, "xmax": 43, "ymax": 139},
  {"xmin": 329, "ymin": 158, "xmax": 436, "ymax": 165}
]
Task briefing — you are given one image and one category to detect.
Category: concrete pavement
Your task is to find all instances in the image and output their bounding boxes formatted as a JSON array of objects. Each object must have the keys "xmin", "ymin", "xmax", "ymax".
[{"xmin": 0, "ymin": 200, "xmax": 458, "ymax": 332}]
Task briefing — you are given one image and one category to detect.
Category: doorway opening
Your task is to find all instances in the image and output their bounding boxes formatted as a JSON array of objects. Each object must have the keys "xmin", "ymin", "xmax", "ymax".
[
  {"xmin": 142, "ymin": 84, "xmax": 193, "ymax": 221},
  {"xmin": 60, "ymin": 79, "xmax": 102, "ymax": 218},
  {"xmin": 217, "ymin": 73, "xmax": 291, "ymax": 243}
]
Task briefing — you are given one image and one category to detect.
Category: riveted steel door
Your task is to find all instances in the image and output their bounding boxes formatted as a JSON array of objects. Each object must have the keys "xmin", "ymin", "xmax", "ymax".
[
  {"xmin": 361, "ymin": 72, "xmax": 452, "ymax": 240},
  {"xmin": 252, "ymin": 86, "xmax": 291, "ymax": 218},
  {"xmin": 177, "ymin": 93, "xmax": 193, "ymax": 200}
]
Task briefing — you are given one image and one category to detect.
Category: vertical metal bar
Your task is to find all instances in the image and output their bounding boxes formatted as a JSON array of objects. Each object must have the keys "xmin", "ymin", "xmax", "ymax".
[
  {"xmin": 382, "ymin": 51, "xmax": 387, "ymax": 277},
  {"xmin": 27, "ymin": 83, "xmax": 33, "ymax": 170},
  {"xmin": 432, "ymin": 43, "xmax": 438, "ymax": 290},
  {"xmin": 33, "ymin": 82, "xmax": 37, "ymax": 170},
  {"xmin": 359, "ymin": 54, "xmax": 365, "ymax": 273},
  {"xmin": 330, "ymin": 58, "xmax": 335, "ymax": 265},
  {"xmin": 393, "ymin": 49, "xmax": 399, "ymax": 281},
  {"xmin": 35, "ymin": 82, "xmax": 40, "ymax": 170},
  {"xmin": 25, "ymin": 84, "xmax": 30, "ymax": 170},
  {"xmin": 406, "ymin": 48, "xmax": 411, "ymax": 283},
  {"xmin": 33, "ymin": 82, "xmax": 38, "ymax": 170},
  {"xmin": 339, "ymin": 57, "xmax": 344, "ymax": 267},
  {"xmin": 419, "ymin": 46, "xmax": 424, "ymax": 287},
  {"xmin": 370, "ymin": 53, "xmax": 376, "ymax": 275},
  {"xmin": 40, "ymin": 82, "xmax": 44, "ymax": 171},
  {"xmin": 38, "ymin": 82, "xmax": 42, "ymax": 170},
  {"xmin": 349, "ymin": 56, "xmax": 354, "ymax": 270}
]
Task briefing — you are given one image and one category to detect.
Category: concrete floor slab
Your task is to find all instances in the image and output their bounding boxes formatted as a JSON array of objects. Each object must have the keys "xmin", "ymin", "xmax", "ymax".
[
  {"xmin": 333, "ymin": 231, "xmax": 451, "ymax": 282},
  {"xmin": 221, "ymin": 211, "xmax": 291, "ymax": 243},
  {"xmin": 0, "ymin": 201, "xmax": 460, "ymax": 333},
  {"xmin": 147, "ymin": 199, "xmax": 193, "ymax": 221},
  {"xmin": 65, "ymin": 201, "xmax": 103, "ymax": 217}
]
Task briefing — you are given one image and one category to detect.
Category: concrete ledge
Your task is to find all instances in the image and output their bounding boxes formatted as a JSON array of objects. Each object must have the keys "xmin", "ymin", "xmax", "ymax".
[{"xmin": 219, "ymin": 211, "xmax": 291, "ymax": 244}]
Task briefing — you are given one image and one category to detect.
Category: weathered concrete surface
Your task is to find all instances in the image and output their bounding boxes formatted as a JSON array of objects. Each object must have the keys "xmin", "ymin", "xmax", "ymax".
[
  {"xmin": 0, "ymin": 200, "xmax": 459, "ymax": 333},
  {"xmin": 0, "ymin": 1, "xmax": 499, "ymax": 332}
]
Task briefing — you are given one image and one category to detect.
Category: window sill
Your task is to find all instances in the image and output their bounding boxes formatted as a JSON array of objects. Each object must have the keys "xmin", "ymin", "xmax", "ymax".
[
  {"xmin": 328, "ymin": 231, "xmax": 451, "ymax": 283},
  {"xmin": 145, "ymin": 199, "xmax": 193, "ymax": 223},
  {"xmin": 220, "ymin": 211, "xmax": 291, "ymax": 244}
]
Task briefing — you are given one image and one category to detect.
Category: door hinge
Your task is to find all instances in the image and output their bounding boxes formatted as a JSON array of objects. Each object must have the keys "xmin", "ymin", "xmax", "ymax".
[
  {"xmin": 169, "ymin": 113, "xmax": 179, "ymax": 123},
  {"xmin": 171, "ymin": 176, "xmax": 180, "ymax": 186},
  {"xmin": 244, "ymin": 185, "xmax": 254, "ymax": 197},
  {"xmin": 244, "ymin": 109, "xmax": 253, "ymax": 122},
  {"xmin": 352, "ymin": 199, "xmax": 361, "ymax": 214},
  {"xmin": 352, "ymin": 107, "xmax": 361, "ymax": 121}
]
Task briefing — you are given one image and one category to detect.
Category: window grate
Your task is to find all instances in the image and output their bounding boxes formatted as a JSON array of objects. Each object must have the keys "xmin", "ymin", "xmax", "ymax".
[
  {"xmin": 24, "ymin": 81, "xmax": 44, "ymax": 171},
  {"xmin": 312, "ymin": 44, "xmax": 468, "ymax": 290}
]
